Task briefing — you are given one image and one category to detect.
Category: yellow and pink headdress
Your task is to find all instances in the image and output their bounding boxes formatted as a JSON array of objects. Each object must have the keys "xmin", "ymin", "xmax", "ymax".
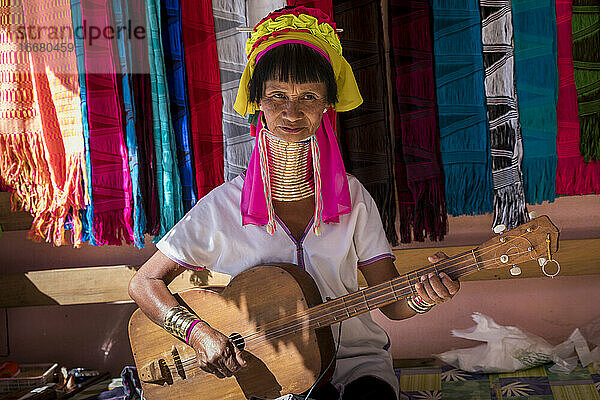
[{"xmin": 235, "ymin": 6, "xmax": 363, "ymax": 235}]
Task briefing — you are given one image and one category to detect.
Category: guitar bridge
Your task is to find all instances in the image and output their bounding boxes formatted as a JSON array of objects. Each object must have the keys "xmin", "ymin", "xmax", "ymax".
[{"xmin": 139, "ymin": 358, "xmax": 173, "ymax": 385}]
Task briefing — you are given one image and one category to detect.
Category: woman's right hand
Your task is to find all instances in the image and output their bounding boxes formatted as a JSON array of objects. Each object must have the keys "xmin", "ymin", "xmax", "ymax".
[{"xmin": 187, "ymin": 322, "xmax": 246, "ymax": 378}]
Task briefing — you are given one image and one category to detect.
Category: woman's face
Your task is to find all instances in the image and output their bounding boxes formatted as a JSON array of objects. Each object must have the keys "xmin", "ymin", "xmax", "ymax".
[{"xmin": 259, "ymin": 80, "xmax": 329, "ymax": 142}]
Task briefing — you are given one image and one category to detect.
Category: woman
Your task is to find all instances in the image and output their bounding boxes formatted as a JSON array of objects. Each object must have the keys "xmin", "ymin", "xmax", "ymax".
[{"xmin": 128, "ymin": 6, "xmax": 460, "ymax": 399}]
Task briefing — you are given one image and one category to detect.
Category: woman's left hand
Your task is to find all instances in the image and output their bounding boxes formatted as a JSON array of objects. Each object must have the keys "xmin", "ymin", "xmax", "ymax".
[{"xmin": 414, "ymin": 251, "xmax": 460, "ymax": 305}]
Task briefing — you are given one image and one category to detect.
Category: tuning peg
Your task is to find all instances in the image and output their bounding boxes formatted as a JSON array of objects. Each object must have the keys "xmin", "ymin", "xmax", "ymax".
[
  {"xmin": 529, "ymin": 211, "xmax": 538, "ymax": 219},
  {"xmin": 538, "ymin": 257, "xmax": 547, "ymax": 266},
  {"xmin": 510, "ymin": 265, "xmax": 522, "ymax": 276},
  {"xmin": 493, "ymin": 224, "xmax": 506, "ymax": 234}
]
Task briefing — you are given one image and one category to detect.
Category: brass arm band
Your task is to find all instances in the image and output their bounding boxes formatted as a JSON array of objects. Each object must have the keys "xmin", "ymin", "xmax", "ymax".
[{"xmin": 163, "ymin": 305, "xmax": 204, "ymax": 342}]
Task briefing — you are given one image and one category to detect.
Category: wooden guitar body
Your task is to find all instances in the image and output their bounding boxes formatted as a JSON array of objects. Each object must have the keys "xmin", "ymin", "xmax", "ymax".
[{"xmin": 129, "ymin": 264, "xmax": 335, "ymax": 400}]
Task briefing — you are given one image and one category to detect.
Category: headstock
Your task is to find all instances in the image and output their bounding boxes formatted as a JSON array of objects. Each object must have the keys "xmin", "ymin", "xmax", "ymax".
[{"xmin": 475, "ymin": 216, "xmax": 560, "ymax": 277}]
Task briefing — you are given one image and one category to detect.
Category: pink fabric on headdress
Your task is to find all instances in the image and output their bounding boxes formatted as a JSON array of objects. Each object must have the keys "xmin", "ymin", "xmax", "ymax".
[
  {"xmin": 256, "ymin": 40, "xmax": 331, "ymax": 63},
  {"xmin": 241, "ymin": 112, "xmax": 351, "ymax": 228}
]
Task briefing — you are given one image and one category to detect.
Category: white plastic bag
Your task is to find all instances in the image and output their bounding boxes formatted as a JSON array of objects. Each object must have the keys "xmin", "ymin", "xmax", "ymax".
[{"xmin": 436, "ymin": 313, "xmax": 559, "ymax": 373}]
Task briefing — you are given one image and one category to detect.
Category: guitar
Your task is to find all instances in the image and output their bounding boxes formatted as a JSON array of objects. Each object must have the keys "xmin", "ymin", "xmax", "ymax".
[{"xmin": 128, "ymin": 216, "xmax": 559, "ymax": 400}]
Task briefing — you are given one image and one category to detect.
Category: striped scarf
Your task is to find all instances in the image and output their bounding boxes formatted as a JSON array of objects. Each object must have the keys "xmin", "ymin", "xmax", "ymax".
[
  {"xmin": 479, "ymin": 0, "xmax": 528, "ymax": 229},
  {"xmin": 432, "ymin": 0, "xmax": 493, "ymax": 216},
  {"xmin": 512, "ymin": 0, "xmax": 558, "ymax": 205},
  {"xmin": 389, "ymin": 0, "xmax": 447, "ymax": 242},
  {"xmin": 161, "ymin": 0, "xmax": 198, "ymax": 212},
  {"xmin": 556, "ymin": 0, "xmax": 600, "ymax": 194},
  {"xmin": 81, "ymin": 0, "xmax": 135, "ymax": 245},
  {"xmin": 572, "ymin": 0, "xmax": 600, "ymax": 162},
  {"xmin": 333, "ymin": 0, "xmax": 398, "ymax": 245},
  {"xmin": 212, "ymin": 0, "xmax": 253, "ymax": 181},
  {"xmin": 69, "ymin": 0, "xmax": 95, "ymax": 245},
  {"xmin": 0, "ymin": 0, "xmax": 87, "ymax": 246},
  {"xmin": 146, "ymin": 0, "xmax": 184, "ymax": 239}
]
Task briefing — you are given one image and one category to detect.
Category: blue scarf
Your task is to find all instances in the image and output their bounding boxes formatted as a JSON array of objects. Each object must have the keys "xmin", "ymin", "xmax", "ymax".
[
  {"xmin": 432, "ymin": 0, "xmax": 493, "ymax": 216},
  {"xmin": 512, "ymin": 0, "xmax": 558, "ymax": 204},
  {"xmin": 161, "ymin": 0, "xmax": 198, "ymax": 212},
  {"xmin": 146, "ymin": 0, "xmax": 184, "ymax": 240}
]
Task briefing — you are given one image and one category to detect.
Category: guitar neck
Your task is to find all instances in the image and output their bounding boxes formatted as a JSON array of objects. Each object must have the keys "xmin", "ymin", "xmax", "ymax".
[{"xmin": 300, "ymin": 248, "xmax": 483, "ymax": 331}]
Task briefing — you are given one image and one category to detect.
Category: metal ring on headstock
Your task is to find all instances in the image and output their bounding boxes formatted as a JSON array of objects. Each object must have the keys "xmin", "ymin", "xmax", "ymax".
[{"xmin": 541, "ymin": 259, "xmax": 560, "ymax": 278}]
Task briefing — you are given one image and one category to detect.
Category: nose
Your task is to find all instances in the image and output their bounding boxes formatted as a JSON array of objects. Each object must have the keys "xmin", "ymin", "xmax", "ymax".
[{"xmin": 282, "ymin": 99, "xmax": 303, "ymax": 121}]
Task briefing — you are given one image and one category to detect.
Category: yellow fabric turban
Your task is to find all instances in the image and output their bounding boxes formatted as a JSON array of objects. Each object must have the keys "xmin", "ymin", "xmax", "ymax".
[{"xmin": 233, "ymin": 23, "xmax": 363, "ymax": 116}]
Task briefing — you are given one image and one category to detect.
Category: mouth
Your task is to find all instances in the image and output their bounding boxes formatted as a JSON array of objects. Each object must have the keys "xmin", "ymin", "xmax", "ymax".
[{"xmin": 278, "ymin": 126, "xmax": 305, "ymax": 133}]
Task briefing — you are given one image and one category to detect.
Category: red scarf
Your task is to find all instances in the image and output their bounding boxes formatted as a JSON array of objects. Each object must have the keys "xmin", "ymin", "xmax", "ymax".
[
  {"xmin": 181, "ymin": 0, "xmax": 224, "ymax": 198},
  {"xmin": 555, "ymin": 0, "xmax": 600, "ymax": 194}
]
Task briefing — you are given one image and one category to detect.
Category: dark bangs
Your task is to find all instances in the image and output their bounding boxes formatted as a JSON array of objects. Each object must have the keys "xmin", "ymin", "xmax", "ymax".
[{"xmin": 248, "ymin": 43, "xmax": 338, "ymax": 105}]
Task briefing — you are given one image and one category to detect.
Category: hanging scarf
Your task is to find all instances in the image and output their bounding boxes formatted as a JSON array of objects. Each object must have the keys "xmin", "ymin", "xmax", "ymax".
[
  {"xmin": 146, "ymin": 0, "xmax": 184, "ymax": 240},
  {"xmin": 161, "ymin": 0, "xmax": 198, "ymax": 211},
  {"xmin": 389, "ymin": 0, "xmax": 447, "ymax": 243},
  {"xmin": 432, "ymin": 0, "xmax": 492, "ymax": 217},
  {"xmin": 128, "ymin": 0, "xmax": 160, "ymax": 236},
  {"xmin": 81, "ymin": 0, "xmax": 135, "ymax": 245},
  {"xmin": 113, "ymin": 0, "xmax": 146, "ymax": 247},
  {"xmin": 248, "ymin": 0, "xmax": 287, "ymax": 27},
  {"xmin": 512, "ymin": 0, "xmax": 558, "ymax": 204},
  {"xmin": 0, "ymin": 0, "xmax": 49, "ymax": 239},
  {"xmin": 69, "ymin": 0, "xmax": 96, "ymax": 245},
  {"xmin": 20, "ymin": 0, "xmax": 86, "ymax": 246},
  {"xmin": 212, "ymin": 0, "xmax": 253, "ymax": 180},
  {"xmin": 572, "ymin": 0, "xmax": 600, "ymax": 162},
  {"xmin": 556, "ymin": 0, "xmax": 600, "ymax": 194},
  {"xmin": 333, "ymin": 0, "xmax": 398, "ymax": 245},
  {"xmin": 181, "ymin": 0, "xmax": 224, "ymax": 198},
  {"xmin": 479, "ymin": 0, "xmax": 528, "ymax": 229}
]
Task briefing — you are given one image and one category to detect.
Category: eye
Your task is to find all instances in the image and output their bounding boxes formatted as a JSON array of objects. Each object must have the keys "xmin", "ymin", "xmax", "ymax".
[
  {"xmin": 271, "ymin": 92, "xmax": 286, "ymax": 99},
  {"xmin": 302, "ymin": 93, "xmax": 317, "ymax": 100}
]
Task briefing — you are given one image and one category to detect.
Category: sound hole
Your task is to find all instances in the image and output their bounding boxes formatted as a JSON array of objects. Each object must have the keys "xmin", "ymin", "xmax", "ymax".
[{"xmin": 229, "ymin": 332, "xmax": 245, "ymax": 351}]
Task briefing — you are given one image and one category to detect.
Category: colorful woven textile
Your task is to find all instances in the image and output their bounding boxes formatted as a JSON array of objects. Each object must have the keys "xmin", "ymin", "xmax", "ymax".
[
  {"xmin": 81, "ymin": 0, "xmax": 135, "ymax": 245},
  {"xmin": 396, "ymin": 363, "xmax": 600, "ymax": 400},
  {"xmin": 333, "ymin": 0, "xmax": 398, "ymax": 245},
  {"xmin": 512, "ymin": 0, "xmax": 558, "ymax": 204},
  {"xmin": 128, "ymin": 0, "xmax": 160, "ymax": 236},
  {"xmin": 479, "ymin": 0, "xmax": 528, "ymax": 229},
  {"xmin": 572, "ymin": 0, "xmax": 600, "ymax": 162},
  {"xmin": 212, "ymin": 0, "xmax": 253, "ymax": 181},
  {"xmin": 69, "ymin": 0, "xmax": 96, "ymax": 245},
  {"xmin": 556, "ymin": 0, "xmax": 600, "ymax": 194},
  {"xmin": 389, "ymin": 0, "xmax": 447, "ymax": 243},
  {"xmin": 3, "ymin": 0, "xmax": 87, "ymax": 246},
  {"xmin": 432, "ymin": 0, "xmax": 493, "ymax": 217},
  {"xmin": 181, "ymin": 0, "xmax": 224, "ymax": 198},
  {"xmin": 113, "ymin": 0, "xmax": 146, "ymax": 247},
  {"xmin": 146, "ymin": 0, "xmax": 184, "ymax": 239},
  {"xmin": 0, "ymin": 0, "xmax": 48, "ymax": 239},
  {"xmin": 161, "ymin": 0, "xmax": 198, "ymax": 212}
]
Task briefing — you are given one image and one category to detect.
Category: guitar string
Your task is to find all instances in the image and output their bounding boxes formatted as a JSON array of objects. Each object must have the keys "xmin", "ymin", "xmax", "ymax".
[
  {"xmin": 232, "ymin": 230, "xmax": 537, "ymax": 343},
  {"xmin": 172, "ymin": 237, "xmax": 537, "ymax": 371},
  {"xmin": 172, "ymin": 249, "xmax": 532, "ymax": 371},
  {"xmin": 214, "ymin": 229, "xmax": 538, "ymax": 343},
  {"xmin": 221, "ymin": 249, "xmax": 531, "ymax": 349}
]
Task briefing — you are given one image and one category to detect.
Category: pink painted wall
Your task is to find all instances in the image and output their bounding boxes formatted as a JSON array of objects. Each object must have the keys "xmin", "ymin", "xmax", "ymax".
[{"xmin": 0, "ymin": 195, "xmax": 599, "ymax": 376}]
